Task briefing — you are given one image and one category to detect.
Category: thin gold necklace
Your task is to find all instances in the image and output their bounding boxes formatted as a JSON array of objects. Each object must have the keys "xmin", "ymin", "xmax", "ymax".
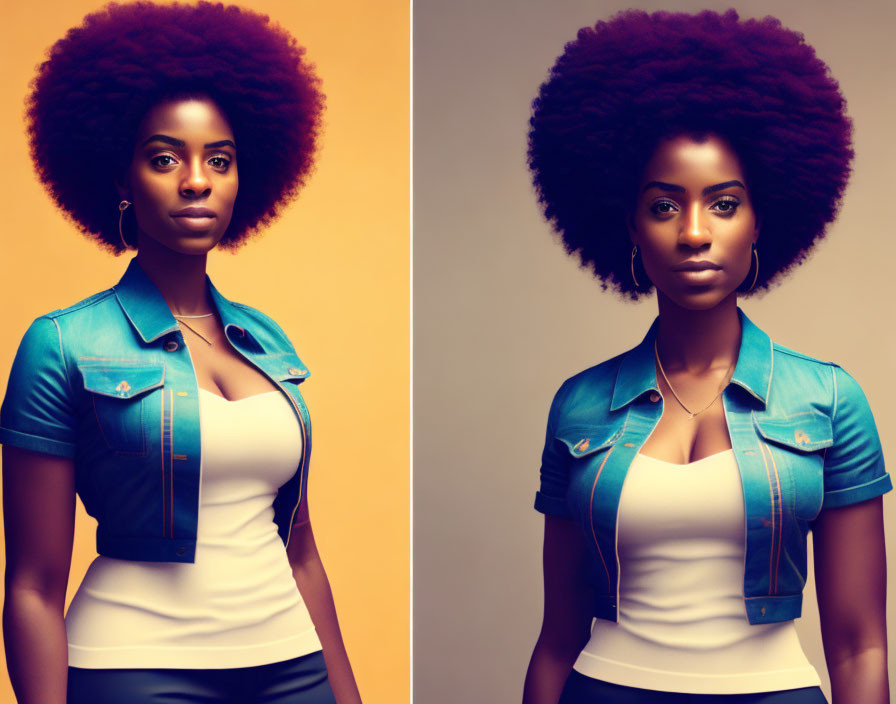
[
  {"xmin": 654, "ymin": 339, "xmax": 734, "ymax": 419},
  {"xmin": 173, "ymin": 313, "xmax": 214, "ymax": 346}
]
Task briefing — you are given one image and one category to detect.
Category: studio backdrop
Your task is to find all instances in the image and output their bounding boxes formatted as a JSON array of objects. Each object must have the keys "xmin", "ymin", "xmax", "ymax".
[
  {"xmin": 0, "ymin": 1, "xmax": 409, "ymax": 703},
  {"xmin": 414, "ymin": 0, "xmax": 896, "ymax": 702}
]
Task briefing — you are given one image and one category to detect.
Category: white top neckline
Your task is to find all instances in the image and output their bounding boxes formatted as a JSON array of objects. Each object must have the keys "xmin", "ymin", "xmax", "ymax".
[
  {"xmin": 636, "ymin": 448, "xmax": 734, "ymax": 468},
  {"xmin": 198, "ymin": 388, "xmax": 281, "ymax": 403}
]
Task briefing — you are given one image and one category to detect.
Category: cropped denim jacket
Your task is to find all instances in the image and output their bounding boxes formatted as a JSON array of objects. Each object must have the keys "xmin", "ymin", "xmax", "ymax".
[
  {"xmin": 0, "ymin": 257, "xmax": 312, "ymax": 563},
  {"xmin": 535, "ymin": 309, "xmax": 891, "ymax": 625}
]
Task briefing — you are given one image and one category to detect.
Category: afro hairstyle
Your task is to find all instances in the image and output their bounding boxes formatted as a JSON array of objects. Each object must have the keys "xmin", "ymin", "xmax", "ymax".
[
  {"xmin": 527, "ymin": 9, "xmax": 853, "ymax": 298},
  {"xmin": 27, "ymin": 1, "xmax": 324, "ymax": 253}
]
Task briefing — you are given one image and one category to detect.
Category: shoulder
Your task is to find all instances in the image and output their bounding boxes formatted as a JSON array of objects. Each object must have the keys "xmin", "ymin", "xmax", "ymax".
[
  {"xmin": 546, "ymin": 350, "xmax": 628, "ymax": 421},
  {"xmin": 768, "ymin": 342, "xmax": 876, "ymax": 422},
  {"xmin": 560, "ymin": 351, "xmax": 627, "ymax": 392},
  {"xmin": 12, "ymin": 287, "xmax": 119, "ymax": 357},
  {"xmin": 772, "ymin": 342, "xmax": 837, "ymax": 369},
  {"xmin": 768, "ymin": 342, "xmax": 839, "ymax": 398},
  {"xmin": 40, "ymin": 287, "xmax": 117, "ymax": 322}
]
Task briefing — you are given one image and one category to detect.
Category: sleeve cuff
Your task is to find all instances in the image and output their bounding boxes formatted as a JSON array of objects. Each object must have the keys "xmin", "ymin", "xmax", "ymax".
[
  {"xmin": 822, "ymin": 470, "xmax": 893, "ymax": 509},
  {"xmin": 0, "ymin": 426, "xmax": 77, "ymax": 459},
  {"xmin": 534, "ymin": 491, "xmax": 571, "ymax": 518}
]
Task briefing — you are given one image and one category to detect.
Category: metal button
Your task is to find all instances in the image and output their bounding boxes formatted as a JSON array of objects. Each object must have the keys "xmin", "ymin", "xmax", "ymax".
[
  {"xmin": 760, "ymin": 607, "xmax": 766, "ymax": 615},
  {"xmin": 649, "ymin": 392, "xmax": 660, "ymax": 402},
  {"xmin": 115, "ymin": 380, "xmax": 131, "ymax": 394},
  {"xmin": 164, "ymin": 340, "xmax": 179, "ymax": 352},
  {"xmin": 794, "ymin": 430, "xmax": 809, "ymax": 445},
  {"xmin": 176, "ymin": 546, "xmax": 187, "ymax": 556},
  {"xmin": 288, "ymin": 367, "xmax": 305, "ymax": 375},
  {"xmin": 574, "ymin": 438, "xmax": 590, "ymax": 453}
]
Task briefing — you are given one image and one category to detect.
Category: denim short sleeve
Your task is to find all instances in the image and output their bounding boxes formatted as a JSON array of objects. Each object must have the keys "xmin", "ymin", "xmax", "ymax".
[
  {"xmin": 0, "ymin": 317, "xmax": 78, "ymax": 458},
  {"xmin": 821, "ymin": 365, "xmax": 892, "ymax": 509},
  {"xmin": 534, "ymin": 380, "xmax": 573, "ymax": 518}
]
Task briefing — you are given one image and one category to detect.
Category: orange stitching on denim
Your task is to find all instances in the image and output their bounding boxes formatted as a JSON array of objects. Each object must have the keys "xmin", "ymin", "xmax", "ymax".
[
  {"xmin": 758, "ymin": 443, "xmax": 776, "ymax": 595},
  {"xmin": 588, "ymin": 445, "xmax": 615, "ymax": 593},
  {"xmin": 169, "ymin": 389, "xmax": 174, "ymax": 539},
  {"xmin": 280, "ymin": 385, "xmax": 307, "ymax": 547},
  {"xmin": 767, "ymin": 445, "xmax": 783, "ymax": 594},
  {"xmin": 160, "ymin": 389, "xmax": 166, "ymax": 537}
]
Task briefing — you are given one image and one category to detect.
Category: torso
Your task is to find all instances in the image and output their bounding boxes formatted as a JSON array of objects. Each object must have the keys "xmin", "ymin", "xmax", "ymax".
[
  {"xmin": 177, "ymin": 314, "xmax": 280, "ymax": 401},
  {"xmin": 639, "ymin": 359, "xmax": 733, "ymax": 464}
]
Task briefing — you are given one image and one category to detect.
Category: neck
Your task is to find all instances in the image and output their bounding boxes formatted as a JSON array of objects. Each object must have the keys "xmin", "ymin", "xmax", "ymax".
[
  {"xmin": 655, "ymin": 291, "xmax": 741, "ymax": 373},
  {"xmin": 135, "ymin": 237, "xmax": 212, "ymax": 316}
]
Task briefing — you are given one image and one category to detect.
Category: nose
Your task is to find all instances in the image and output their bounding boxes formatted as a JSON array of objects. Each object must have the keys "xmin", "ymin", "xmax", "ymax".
[
  {"xmin": 679, "ymin": 201, "xmax": 711, "ymax": 248},
  {"xmin": 180, "ymin": 157, "xmax": 211, "ymax": 199}
]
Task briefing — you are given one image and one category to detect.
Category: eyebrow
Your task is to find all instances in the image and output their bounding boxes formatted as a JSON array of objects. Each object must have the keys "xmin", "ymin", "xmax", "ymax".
[
  {"xmin": 642, "ymin": 179, "xmax": 746, "ymax": 195},
  {"xmin": 141, "ymin": 134, "xmax": 236, "ymax": 149}
]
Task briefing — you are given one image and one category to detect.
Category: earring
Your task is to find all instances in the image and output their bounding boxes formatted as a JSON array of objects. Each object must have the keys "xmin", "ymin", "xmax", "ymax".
[
  {"xmin": 118, "ymin": 200, "xmax": 132, "ymax": 250},
  {"xmin": 630, "ymin": 245, "xmax": 641, "ymax": 288},
  {"xmin": 745, "ymin": 245, "xmax": 759, "ymax": 293}
]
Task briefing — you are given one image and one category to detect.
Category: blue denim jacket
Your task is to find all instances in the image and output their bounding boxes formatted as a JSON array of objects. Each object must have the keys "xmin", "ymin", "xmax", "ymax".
[
  {"xmin": 535, "ymin": 309, "xmax": 891, "ymax": 625},
  {"xmin": 0, "ymin": 257, "xmax": 312, "ymax": 563}
]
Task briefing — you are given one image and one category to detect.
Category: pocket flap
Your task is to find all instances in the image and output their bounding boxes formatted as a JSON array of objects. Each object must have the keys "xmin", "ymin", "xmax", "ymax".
[
  {"xmin": 556, "ymin": 425, "xmax": 622, "ymax": 458},
  {"xmin": 752, "ymin": 412, "xmax": 833, "ymax": 452},
  {"xmin": 274, "ymin": 355, "xmax": 310, "ymax": 383},
  {"xmin": 79, "ymin": 363, "xmax": 166, "ymax": 399}
]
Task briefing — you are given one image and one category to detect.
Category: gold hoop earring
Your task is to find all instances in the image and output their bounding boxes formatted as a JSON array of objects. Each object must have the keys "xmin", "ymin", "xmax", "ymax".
[
  {"xmin": 746, "ymin": 245, "xmax": 759, "ymax": 293},
  {"xmin": 118, "ymin": 200, "xmax": 132, "ymax": 250},
  {"xmin": 630, "ymin": 245, "xmax": 641, "ymax": 288}
]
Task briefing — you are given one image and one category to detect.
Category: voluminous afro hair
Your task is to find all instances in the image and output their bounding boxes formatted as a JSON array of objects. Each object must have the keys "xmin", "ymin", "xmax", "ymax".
[
  {"xmin": 27, "ymin": 1, "xmax": 324, "ymax": 253},
  {"xmin": 527, "ymin": 9, "xmax": 853, "ymax": 298}
]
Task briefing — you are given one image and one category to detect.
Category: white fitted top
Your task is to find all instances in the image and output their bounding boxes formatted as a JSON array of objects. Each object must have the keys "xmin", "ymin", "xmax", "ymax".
[
  {"xmin": 573, "ymin": 450, "xmax": 820, "ymax": 694},
  {"xmin": 65, "ymin": 388, "xmax": 321, "ymax": 669}
]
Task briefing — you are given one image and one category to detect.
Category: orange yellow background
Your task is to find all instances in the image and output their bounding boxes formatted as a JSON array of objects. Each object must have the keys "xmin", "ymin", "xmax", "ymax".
[{"xmin": 0, "ymin": 1, "xmax": 409, "ymax": 703}]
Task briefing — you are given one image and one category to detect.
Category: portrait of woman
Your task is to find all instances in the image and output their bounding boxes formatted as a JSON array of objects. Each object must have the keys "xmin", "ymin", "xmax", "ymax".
[
  {"xmin": 0, "ymin": 1, "xmax": 409, "ymax": 703},
  {"xmin": 520, "ymin": 9, "xmax": 889, "ymax": 704}
]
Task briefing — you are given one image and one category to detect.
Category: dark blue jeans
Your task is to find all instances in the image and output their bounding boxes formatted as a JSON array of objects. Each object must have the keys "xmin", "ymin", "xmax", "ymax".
[
  {"xmin": 67, "ymin": 649, "xmax": 336, "ymax": 704},
  {"xmin": 559, "ymin": 670, "xmax": 828, "ymax": 704}
]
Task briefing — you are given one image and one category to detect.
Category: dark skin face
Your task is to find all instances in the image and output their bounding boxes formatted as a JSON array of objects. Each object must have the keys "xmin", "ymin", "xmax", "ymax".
[
  {"xmin": 629, "ymin": 134, "xmax": 759, "ymax": 311},
  {"xmin": 118, "ymin": 97, "xmax": 238, "ymax": 256}
]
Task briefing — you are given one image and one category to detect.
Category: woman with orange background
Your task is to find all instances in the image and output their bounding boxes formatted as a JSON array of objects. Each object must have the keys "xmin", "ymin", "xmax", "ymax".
[{"xmin": 0, "ymin": 1, "xmax": 409, "ymax": 702}]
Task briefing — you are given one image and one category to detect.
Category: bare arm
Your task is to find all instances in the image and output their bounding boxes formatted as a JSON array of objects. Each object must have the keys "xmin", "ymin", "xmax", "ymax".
[
  {"xmin": 812, "ymin": 495, "xmax": 888, "ymax": 704},
  {"xmin": 286, "ymin": 517, "xmax": 362, "ymax": 704},
  {"xmin": 2, "ymin": 445, "xmax": 75, "ymax": 704},
  {"xmin": 522, "ymin": 515, "xmax": 594, "ymax": 704}
]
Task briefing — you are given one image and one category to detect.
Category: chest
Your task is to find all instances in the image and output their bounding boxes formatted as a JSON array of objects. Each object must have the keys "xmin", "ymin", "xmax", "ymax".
[
  {"xmin": 560, "ymin": 397, "xmax": 833, "ymax": 528},
  {"xmin": 180, "ymin": 324, "xmax": 280, "ymax": 401}
]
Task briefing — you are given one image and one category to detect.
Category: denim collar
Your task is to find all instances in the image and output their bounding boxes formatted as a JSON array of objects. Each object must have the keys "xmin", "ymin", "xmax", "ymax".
[
  {"xmin": 113, "ymin": 256, "xmax": 262, "ymax": 350},
  {"xmin": 610, "ymin": 308, "xmax": 772, "ymax": 411}
]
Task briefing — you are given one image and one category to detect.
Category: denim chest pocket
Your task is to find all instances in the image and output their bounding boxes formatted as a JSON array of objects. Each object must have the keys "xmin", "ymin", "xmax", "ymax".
[
  {"xmin": 752, "ymin": 411, "xmax": 833, "ymax": 520},
  {"xmin": 79, "ymin": 362, "xmax": 166, "ymax": 457},
  {"xmin": 556, "ymin": 425, "xmax": 622, "ymax": 458}
]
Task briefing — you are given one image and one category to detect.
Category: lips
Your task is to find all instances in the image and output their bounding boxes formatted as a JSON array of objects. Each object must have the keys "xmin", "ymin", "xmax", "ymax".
[
  {"xmin": 171, "ymin": 207, "xmax": 216, "ymax": 218},
  {"xmin": 673, "ymin": 260, "xmax": 721, "ymax": 272}
]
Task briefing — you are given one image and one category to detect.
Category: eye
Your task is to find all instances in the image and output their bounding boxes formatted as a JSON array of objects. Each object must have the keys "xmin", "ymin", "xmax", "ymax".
[
  {"xmin": 649, "ymin": 199, "xmax": 678, "ymax": 217},
  {"xmin": 150, "ymin": 154, "xmax": 178, "ymax": 169},
  {"xmin": 711, "ymin": 197, "xmax": 740, "ymax": 215},
  {"xmin": 208, "ymin": 155, "xmax": 231, "ymax": 170}
]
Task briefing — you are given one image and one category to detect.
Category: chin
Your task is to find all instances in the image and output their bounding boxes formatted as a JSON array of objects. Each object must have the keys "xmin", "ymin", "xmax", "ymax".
[
  {"xmin": 664, "ymin": 287, "xmax": 736, "ymax": 311},
  {"xmin": 171, "ymin": 237, "xmax": 220, "ymax": 256}
]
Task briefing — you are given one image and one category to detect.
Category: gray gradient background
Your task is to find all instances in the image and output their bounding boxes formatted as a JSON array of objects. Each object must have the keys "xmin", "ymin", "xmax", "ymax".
[{"xmin": 414, "ymin": 1, "xmax": 896, "ymax": 701}]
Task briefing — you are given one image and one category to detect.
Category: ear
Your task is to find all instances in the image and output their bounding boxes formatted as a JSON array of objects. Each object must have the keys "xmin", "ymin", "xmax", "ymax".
[{"xmin": 752, "ymin": 214, "xmax": 760, "ymax": 246}]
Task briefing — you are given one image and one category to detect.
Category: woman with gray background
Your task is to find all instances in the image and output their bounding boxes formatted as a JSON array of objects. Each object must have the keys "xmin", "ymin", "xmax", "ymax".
[
  {"xmin": 523, "ymin": 9, "xmax": 885, "ymax": 702},
  {"xmin": 414, "ymin": 1, "xmax": 896, "ymax": 702}
]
